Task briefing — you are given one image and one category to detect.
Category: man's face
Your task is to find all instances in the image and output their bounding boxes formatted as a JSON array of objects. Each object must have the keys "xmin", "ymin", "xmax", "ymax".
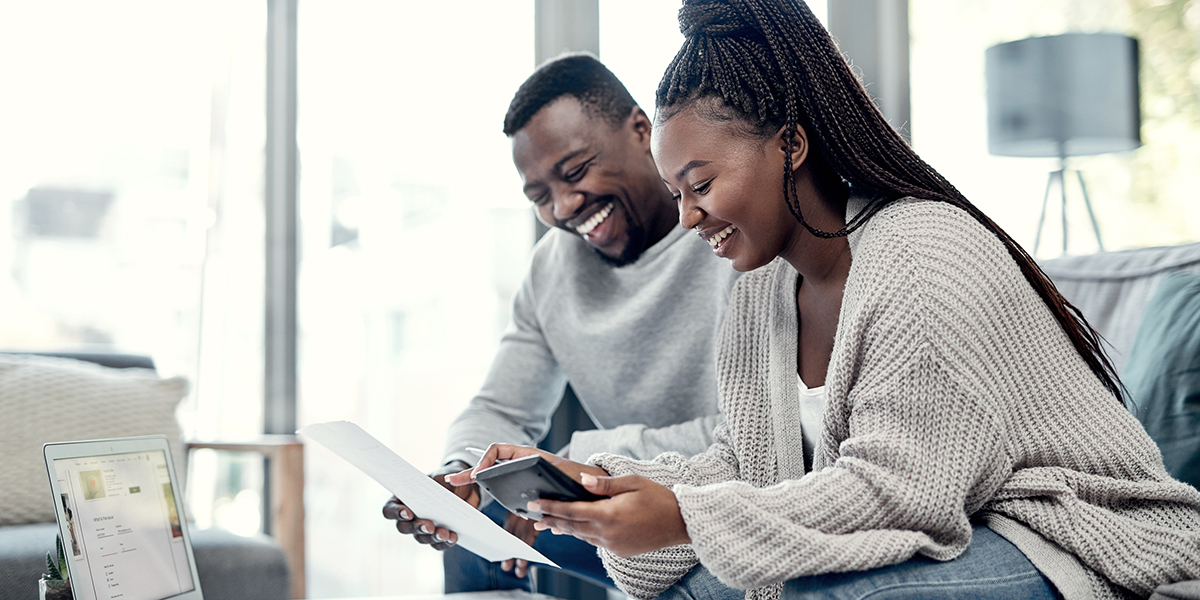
[{"xmin": 512, "ymin": 96, "xmax": 672, "ymax": 266}]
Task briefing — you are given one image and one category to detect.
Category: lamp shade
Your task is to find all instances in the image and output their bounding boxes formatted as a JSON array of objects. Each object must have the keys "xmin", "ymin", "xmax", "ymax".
[{"xmin": 986, "ymin": 33, "xmax": 1141, "ymax": 158}]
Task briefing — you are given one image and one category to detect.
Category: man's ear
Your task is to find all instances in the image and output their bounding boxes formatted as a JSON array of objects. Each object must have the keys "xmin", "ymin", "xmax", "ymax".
[
  {"xmin": 777, "ymin": 124, "xmax": 810, "ymax": 172},
  {"xmin": 629, "ymin": 106, "xmax": 653, "ymax": 150}
]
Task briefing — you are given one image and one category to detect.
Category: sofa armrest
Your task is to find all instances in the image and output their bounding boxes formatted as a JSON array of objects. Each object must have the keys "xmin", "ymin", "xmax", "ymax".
[{"xmin": 186, "ymin": 436, "xmax": 305, "ymax": 599}]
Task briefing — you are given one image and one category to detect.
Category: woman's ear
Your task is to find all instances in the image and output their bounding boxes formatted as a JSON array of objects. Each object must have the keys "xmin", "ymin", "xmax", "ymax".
[{"xmin": 777, "ymin": 124, "xmax": 810, "ymax": 172}]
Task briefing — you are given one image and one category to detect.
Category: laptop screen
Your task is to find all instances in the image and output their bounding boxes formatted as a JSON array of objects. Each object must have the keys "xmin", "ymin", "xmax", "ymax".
[{"xmin": 52, "ymin": 450, "xmax": 196, "ymax": 600}]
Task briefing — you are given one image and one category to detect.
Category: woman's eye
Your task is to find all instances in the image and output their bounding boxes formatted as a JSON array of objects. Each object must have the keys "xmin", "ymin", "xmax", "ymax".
[{"xmin": 692, "ymin": 180, "xmax": 713, "ymax": 194}]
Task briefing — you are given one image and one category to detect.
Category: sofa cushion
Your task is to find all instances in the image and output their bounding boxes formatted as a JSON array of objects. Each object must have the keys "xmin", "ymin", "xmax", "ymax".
[
  {"xmin": 0, "ymin": 522, "xmax": 289, "ymax": 600},
  {"xmin": 1039, "ymin": 241, "xmax": 1200, "ymax": 373},
  {"xmin": 1122, "ymin": 271, "xmax": 1200, "ymax": 490},
  {"xmin": 0, "ymin": 354, "xmax": 188, "ymax": 526}
]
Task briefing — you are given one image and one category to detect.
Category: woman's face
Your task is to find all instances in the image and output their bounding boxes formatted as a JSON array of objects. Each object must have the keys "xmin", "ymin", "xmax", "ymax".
[{"xmin": 652, "ymin": 106, "xmax": 805, "ymax": 272}]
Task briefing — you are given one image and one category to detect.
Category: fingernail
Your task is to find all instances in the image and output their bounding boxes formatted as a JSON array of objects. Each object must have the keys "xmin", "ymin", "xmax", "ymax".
[
  {"xmin": 436, "ymin": 532, "xmax": 447, "ymax": 541},
  {"xmin": 527, "ymin": 501, "xmax": 541, "ymax": 512},
  {"xmin": 581, "ymin": 474, "xmax": 597, "ymax": 486},
  {"xmin": 400, "ymin": 509, "xmax": 411, "ymax": 520},
  {"xmin": 420, "ymin": 524, "xmax": 431, "ymax": 534}
]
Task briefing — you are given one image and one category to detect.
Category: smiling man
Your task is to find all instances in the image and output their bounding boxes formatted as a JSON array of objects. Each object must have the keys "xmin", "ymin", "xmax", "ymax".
[{"xmin": 382, "ymin": 53, "xmax": 740, "ymax": 592}]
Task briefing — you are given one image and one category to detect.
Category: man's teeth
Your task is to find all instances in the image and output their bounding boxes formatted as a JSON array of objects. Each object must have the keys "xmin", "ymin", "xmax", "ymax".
[
  {"xmin": 576, "ymin": 203, "xmax": 615, "ymax": 236},
  {"xmin": 707, "ymin": 225, "xmax": 736, "ymax": 248}
]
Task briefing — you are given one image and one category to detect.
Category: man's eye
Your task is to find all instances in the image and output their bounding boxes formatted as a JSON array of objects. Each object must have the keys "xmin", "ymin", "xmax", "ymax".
[
  {"xmin": 530, "ymin": 194, "xmax": 550, "ymax": 206},
  {"xmin": 564, "ymin": 163, "xmax": 589, "ymax": 182}
]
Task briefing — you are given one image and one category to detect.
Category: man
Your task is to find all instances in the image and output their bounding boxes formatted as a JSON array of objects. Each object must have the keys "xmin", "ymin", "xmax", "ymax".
[{"xmin": 382, "ymin": 53, "xmax": 739, "ymax": 591}]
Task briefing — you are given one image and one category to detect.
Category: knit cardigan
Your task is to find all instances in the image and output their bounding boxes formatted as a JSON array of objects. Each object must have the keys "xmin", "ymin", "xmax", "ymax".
[{"xmin": 589, "ymin": 198, "xmax": 1200, "ymax": 600}]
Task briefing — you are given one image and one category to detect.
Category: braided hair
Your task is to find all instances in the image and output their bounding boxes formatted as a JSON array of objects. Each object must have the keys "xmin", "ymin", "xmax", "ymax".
[{"xmin": 659, "ymin": 0, "xmax": 1126, "ymax": 404}]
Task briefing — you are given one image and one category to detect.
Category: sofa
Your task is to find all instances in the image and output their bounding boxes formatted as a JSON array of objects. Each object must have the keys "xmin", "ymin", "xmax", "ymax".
[
  {"xmin": 0, "ymin": 353, "xmax": 299, "ymax": 599},
  {"xmin": 1041, "ymin": 242, "xmax": 1200, "ymax": 600}
]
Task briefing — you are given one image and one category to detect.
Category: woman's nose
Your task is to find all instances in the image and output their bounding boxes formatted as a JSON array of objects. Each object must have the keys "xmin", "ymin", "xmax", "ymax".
[{"xmin": 678, "ymin": 196, "xmax": 704, "ymax": 230}]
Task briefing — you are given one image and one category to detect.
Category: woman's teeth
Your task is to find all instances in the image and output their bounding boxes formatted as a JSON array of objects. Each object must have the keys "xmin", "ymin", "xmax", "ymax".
[
  {"xmin": 576, "ymin": 202, "xmax": 614, "ymax": 236},
  {"xmin": 707, "ymin": 224, "xmax": 736, "ymax": 249}
]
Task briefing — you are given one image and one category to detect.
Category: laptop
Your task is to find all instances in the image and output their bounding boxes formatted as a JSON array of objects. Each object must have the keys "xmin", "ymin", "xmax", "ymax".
[{"xmin": 43, "ymin": 436, "xmax": 204, "ymax": 600}]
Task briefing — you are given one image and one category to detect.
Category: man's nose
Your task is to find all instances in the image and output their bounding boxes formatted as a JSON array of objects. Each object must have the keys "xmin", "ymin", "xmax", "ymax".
[{"xmin": 552, "ymin": 190, "xmax": 586, "ymax": 223}]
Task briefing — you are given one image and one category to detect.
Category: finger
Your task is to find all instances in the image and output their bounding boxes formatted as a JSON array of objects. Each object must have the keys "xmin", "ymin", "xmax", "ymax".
[
  {"xmin": 529, "ymin": 498, "xmax": 596, "ymax": 521},
  {"xmin": 444, "ymin": 468, "xmax": 475, "ymax": 487},
  {"xmin": 580, "ymin": 473, "xmax": 641, "ymax": 497},
  {"xmin": 433, "ymin": 526, "xmax": 458, "ymax": 546},
  {"xmin": 515, "ymin": 559, "xmax": 529, "ymax": 578},
  {"xmin": 501, "ymin": 559, "xmax": 513, "ymax": 572},
  {"xmin": 395, "ymin": 520, "xmax": 419, "ymax": 535},
  {"xmin": 412, "ymin": 519, "xmax": 438, "ymax": 542},
  {"xmin": 533, "ymin": 514, "xmax": 575, "ymax": 535},
  {"xmin": 383, "ymin": 502, "xmax": 413, "ymax": 521},
  {"xmin": 470, "ymin": 444, "xmax": 505, "ymax": 476}
]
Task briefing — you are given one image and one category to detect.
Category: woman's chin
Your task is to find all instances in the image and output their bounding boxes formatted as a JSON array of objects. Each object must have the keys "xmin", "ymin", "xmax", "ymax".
[{"xmin": 727, "ymin": 252, "xmax": 772, "ymax": 272}]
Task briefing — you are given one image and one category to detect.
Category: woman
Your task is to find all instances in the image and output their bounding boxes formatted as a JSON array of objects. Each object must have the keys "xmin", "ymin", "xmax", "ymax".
[{"xmin": 449, "ymin": 1, "xmax": 1200, "ymax": 598}]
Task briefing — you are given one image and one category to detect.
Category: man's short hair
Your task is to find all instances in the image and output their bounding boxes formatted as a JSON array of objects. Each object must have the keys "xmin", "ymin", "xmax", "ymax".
[{"xmin": 502, "ymin": 52, "xmax": 638, "ymax": 136}]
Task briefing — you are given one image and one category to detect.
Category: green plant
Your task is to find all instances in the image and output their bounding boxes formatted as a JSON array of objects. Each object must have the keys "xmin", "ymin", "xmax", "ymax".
[{"xmin": 40, "ymin": 535, "xmax": 70, "ymax": 591}]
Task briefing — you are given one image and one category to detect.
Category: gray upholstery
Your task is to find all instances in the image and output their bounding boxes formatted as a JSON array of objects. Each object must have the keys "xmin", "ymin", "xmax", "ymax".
[
  {"xmin": 0, "ymin": 353, "xmax": 291, "ymax": 598},
  {"xmin": 0, "ymin": 522, "xmax": 289, "ymax": 600},
  {"xmin": 1039, "ymin": 241, "xmax": 1200, "ymax": 373}
]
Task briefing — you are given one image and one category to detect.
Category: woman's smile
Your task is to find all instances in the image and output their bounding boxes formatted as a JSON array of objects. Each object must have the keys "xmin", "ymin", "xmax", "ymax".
[{"xmin": 699, "ymin": 223, "xmax": 739, "ymax": 256}]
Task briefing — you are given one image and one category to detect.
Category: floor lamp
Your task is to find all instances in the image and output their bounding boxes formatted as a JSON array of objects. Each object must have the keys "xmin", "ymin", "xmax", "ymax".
[{"xmin": 985, "ymin": 32, "xmax": 1141, "ymax": 256}]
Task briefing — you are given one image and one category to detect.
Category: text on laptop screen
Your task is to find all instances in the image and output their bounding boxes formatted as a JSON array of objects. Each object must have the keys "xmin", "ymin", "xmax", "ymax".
[{"xmin": 53, "ymin": 450, "xmax": 195, "ymax": 600}]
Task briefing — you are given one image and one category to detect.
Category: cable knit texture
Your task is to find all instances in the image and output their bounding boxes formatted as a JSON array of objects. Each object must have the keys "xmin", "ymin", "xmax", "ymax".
[{"xmin": 590, "ymin": 198, "xmax": 1200, "ymax": 600}]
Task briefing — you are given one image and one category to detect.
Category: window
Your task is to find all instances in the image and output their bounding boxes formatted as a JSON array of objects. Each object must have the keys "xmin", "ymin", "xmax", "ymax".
[
  {"xmin": 0, "ymin": 0, "xmax": 268, "ymax": 531},
  {"xmin": 296, "ymin": 1, "xmax": 534, "ymax": 595},
  {"xmin": 911, "ymin": 0, "xmax": 1200, "ymax": 253}
]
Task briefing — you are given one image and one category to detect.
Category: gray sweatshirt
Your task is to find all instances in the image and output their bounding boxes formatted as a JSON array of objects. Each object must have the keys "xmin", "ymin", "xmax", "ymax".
[{"xmin": 443, "ymin": 224, "xmax": 741, "ymax": 468}]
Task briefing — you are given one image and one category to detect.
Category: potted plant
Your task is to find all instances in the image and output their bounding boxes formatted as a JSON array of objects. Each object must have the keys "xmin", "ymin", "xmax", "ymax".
[{"xmin": 39, "ymin": 535, "xmax": 73, "ymax": 600}]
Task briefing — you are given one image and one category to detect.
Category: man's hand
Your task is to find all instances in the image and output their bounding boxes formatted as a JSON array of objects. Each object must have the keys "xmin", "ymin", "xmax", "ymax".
[
  {"xmin": 530, "ymin": 473, "xmax": 690, "ymax": 558},
  {"xmin": 499, "ymin": 512, "xmax": 539, "ymax": 578},
  {"xmin": 382, "ymin": 460, "xmax": 479, "ymax": 551}
]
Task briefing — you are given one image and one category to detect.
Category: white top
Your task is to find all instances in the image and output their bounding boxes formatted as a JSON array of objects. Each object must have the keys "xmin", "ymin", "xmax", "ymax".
[{"xmin": 796, "ymin": 375, "xmax": 826, "ymax": 469}]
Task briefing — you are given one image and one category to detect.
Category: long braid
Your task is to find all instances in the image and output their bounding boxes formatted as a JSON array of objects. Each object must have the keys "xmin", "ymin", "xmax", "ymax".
[{"xmin": 660, "ymin": 0, "xmax": 1126, "ymax": 404}]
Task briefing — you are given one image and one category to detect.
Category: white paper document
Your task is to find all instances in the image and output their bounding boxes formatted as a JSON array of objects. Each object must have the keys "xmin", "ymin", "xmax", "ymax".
[{"xmin": 298, "ymin": 420, "xmax": 557, "ymax": 567}]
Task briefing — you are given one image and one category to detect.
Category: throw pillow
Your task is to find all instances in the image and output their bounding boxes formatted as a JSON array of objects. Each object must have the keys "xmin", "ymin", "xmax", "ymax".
[
  {"xmin": 1123, "ymin": 271, "xmax": 1200, "ymax": 490},
  {"xmin": 0, "ymin": 354, "xmax": 188, "ymax": 526}
]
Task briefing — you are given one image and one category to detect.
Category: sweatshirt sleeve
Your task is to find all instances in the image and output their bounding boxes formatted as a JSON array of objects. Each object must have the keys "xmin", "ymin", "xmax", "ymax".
[
  {"xmin": 442, "ymin": 267, "xmax": 566, "ymax": 467},
  {"xmin": 567, "ymin": 412, "xmax": 724, "ymax": 461}
]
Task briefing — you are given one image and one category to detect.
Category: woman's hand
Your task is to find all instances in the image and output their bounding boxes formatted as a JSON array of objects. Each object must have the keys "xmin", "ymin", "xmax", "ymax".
[
  {"xmin": 530, "ymin": 473, "xmax": 691, "ymax": 558},
  {"xmin": 443, "ymin": 443, "xmax": 608, "ymax": 487}
]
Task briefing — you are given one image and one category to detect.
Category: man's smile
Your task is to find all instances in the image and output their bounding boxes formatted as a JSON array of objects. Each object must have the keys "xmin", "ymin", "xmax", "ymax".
[{"xmin": 574, "ymin": 202, "xmax": 615, "ymax": 236}]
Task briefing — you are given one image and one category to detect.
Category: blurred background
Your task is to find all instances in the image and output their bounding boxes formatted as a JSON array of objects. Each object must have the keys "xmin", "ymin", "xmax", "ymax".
[{"xmin": 0, "ymin": 0, "xmax": 1196, "ymax": 597}]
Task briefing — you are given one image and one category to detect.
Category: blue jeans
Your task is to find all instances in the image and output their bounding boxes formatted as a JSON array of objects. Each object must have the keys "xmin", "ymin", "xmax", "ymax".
[
  {"xmin": 657, "ymin": 524, "xmax": 1062, "ymax": 600},
  {"xmin": 443, "ymin": 501, "xmax": 616, "ymax": 592}
]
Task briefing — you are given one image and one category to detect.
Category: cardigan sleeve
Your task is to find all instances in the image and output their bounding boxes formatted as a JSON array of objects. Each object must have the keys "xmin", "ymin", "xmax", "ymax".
[{"xmin": 586, "ymin": 421, "xmax": 742, "ymax": 600}]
